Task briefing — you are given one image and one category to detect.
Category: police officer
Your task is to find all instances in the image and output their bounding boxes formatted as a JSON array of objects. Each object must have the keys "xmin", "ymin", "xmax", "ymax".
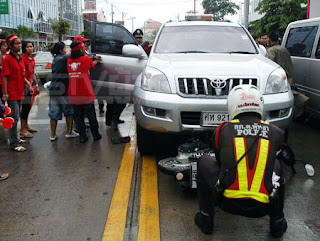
[
  {"xmin": 133, "ymin": 29, "xmax": 152, "ymax": 56},
  {"xmin": 195, "ymin": 85, "xmax": 287, "ymax": 237}
]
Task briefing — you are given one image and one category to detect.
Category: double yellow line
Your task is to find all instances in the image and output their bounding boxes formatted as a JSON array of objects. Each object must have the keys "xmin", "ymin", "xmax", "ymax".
[{"xmin": 101, "ymin": 127, "xmax": 160, "ymax": 240}]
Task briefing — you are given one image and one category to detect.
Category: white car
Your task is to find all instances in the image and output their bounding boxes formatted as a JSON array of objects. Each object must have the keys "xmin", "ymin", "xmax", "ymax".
[{"xmin": 133, "ymin": 15, "xmax": 294, "ymax": 154}]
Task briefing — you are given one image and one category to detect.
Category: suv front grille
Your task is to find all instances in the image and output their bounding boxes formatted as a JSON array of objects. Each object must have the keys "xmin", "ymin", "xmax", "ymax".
[{"xmin": 177, "ymin": 78, "xmax": 258, "ymax": 97}]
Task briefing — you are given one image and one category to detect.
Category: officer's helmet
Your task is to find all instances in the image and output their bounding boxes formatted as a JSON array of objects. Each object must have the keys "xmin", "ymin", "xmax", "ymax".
[{"xmin": 227, "ymin": 84, "xmax": 264, "ymax": 119}]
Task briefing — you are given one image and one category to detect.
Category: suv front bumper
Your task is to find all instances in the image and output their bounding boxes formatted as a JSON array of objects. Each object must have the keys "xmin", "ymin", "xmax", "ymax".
[{"xmin": 133, "ymin": 87, "xmax": 294, "ymax": 133}]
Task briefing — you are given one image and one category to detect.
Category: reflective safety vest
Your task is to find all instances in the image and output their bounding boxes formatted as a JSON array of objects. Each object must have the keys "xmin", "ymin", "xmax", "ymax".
[{"xmin": 223, "ymin": 119, "xmax": 270, "ymax": 203}]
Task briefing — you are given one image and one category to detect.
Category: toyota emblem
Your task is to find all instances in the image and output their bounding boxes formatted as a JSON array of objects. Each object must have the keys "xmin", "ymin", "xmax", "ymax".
[{"xmin": 210, "ymin": 79, "xmax": 227, "ymax": 89}]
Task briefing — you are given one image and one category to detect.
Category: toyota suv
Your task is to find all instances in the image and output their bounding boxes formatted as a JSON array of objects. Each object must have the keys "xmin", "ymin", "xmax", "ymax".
[{"xmin": 133, "ymin": 15, "xmax": 294, "ymax": 154}]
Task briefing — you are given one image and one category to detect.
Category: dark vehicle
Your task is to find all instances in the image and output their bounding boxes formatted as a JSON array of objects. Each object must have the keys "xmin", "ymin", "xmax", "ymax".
[{"xmin": 90, "ymin": 22, "xmax": 148, "ymax": 103}]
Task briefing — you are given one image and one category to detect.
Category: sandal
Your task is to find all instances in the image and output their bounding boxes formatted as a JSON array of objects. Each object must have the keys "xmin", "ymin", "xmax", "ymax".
[
  {"xmin": 13, "ymin": 145, "xmax": 26, "ymax": 152},
  {"xmin": 0, "ymin": 172, "xmax": 9, "ymax": 181},
  {"xmin": 20, "ymin": 131, "xmax": 33, "ymax": 138},
  {"xmin": 19, "ymin": 139, "xmax": 26, "ymax": 144},
  {"xmin": 27, "ymin": 127, "xmax": 38, "ymax": 133}
]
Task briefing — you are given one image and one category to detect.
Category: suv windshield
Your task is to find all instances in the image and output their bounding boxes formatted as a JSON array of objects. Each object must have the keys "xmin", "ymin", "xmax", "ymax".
[{"xmin": 155, "ymin": 25, "xmax": 257, "ymax": 54}]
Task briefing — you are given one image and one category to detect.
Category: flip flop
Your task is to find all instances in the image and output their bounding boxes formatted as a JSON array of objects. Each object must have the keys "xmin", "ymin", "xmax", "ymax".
[
  {"xmin": 20, "ymin": 131, "xmax": 33, "ymax": 138},
  {"xmin": 13, "ymin": 145, "xmax": 26, "ymax": 152},
  {"xmin": 19, "ymin": 139, "xmax": 26, "ymax": 144},
  {"xmin": 0, "ymin": 172, "xmax": 9, "ymax": 181},
  {"xmin": 27, "ymin": 127, "xmax": 38, "ymax": 133}
]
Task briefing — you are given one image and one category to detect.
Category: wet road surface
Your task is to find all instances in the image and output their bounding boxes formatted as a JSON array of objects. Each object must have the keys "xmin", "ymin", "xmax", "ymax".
[{"xmin": 0, "ymin": 88, "xmax": 320, "ymax": 241}]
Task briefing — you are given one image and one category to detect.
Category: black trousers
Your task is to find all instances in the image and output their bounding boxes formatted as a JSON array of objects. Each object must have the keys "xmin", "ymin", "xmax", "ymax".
[
  {"xmin": 20, "ymin": 88, "xmax": 32, "ymax": 120},
  {"xmin": 197, "ymin": 155, "xmax": 285, "ymax": 219},
  {"xmin": 105, "ymin": 103, "xmax": 126, "ymax": 124},
  {"xmin": 73, "ymin": 102, "xmax": 100, "ymax": 140}
]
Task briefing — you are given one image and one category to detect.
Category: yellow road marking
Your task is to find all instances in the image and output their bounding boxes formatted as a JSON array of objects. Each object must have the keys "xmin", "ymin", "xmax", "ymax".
[
  {"xmin": 137, "ymin": 156, "xmax": 161, "ymax": 241},
  {"xmin": 101, "ymin": 123, "xmax": 136, "ymax": 241}
]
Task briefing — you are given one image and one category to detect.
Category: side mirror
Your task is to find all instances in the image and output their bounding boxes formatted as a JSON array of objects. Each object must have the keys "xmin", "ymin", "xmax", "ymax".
[
  {"xmin": 258, "ymin": 44, "xmax": 267, "ymax": 56},
  {"xmin": 122, "ymin": 44, "xmax": 143, "ymax": 58}
]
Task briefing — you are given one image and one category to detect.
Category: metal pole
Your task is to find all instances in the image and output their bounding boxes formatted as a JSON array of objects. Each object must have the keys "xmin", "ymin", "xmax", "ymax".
[
  {"xmin": 60, "ymin": 0, "xmax": 64, "ymax": 20},
  {"xmin": 244, "ymin": 0, "xmax": 249, "ymax": 29},
  {"xmin": 111, "ymin": 4, "xmax": 114, "ymax": 23},
  {"xmin": 194, "ymin": 0, "xmax": 196, "ymax": 14}
]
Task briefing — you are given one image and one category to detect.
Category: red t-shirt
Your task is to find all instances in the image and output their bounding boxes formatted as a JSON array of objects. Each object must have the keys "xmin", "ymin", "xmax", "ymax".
[
  {"xmin": 67, "ymin": 56, "xmax": 95, "ymax": 105},
  {"xmin": 1, "ymin": 53, "xmax": 26, "ymax": 100},
  {"xmin": 22, "ymin": 54, "xmax": 35, "ymax": 84},
  {"xmin": 0, "ymin": 53, "xmax": 7, "ymax": 85}
]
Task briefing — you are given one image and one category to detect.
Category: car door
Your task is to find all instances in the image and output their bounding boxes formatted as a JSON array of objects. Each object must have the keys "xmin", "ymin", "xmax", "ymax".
[{"xmin": 90, "ymin": 22, "xmax": 147, "ymax": 104}]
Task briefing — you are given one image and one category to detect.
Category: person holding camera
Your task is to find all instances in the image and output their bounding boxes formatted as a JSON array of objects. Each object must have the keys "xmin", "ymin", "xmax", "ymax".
[{"xmin": 195, "ymin": 85, "xmax": 287, "ymax": 237}]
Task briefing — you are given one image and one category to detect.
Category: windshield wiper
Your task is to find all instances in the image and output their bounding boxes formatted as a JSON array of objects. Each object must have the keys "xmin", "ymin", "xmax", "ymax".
[
  {"xmin": 176, "ymin": 51, "xmax": 209, "ymax": 53},
  {"xmin": 227, "ymin": 51, "xmax": 256, "ymax": 54}
]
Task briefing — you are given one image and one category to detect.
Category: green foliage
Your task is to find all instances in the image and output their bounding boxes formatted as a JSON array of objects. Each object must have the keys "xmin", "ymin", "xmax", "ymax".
[
  {"xmin": 146, "ymin": 29, "xmax": 159, "ymax": 43},
  {"xmin": 81, "ymin": 29, "xmax": 92, "ymax": 40},
  {"xmin": 49, "ymin": 18, "xmax": 71, "ymax": 42},
  {"xmin": 11, "ymin": 25, "xmax": 36, "ymax": 40},
  {"xmin": 202, "ymin": 0, "xmax": 239, "ymax": 21},
  {"xmin": 249, "ymin": 0, "xmax": 307, "ymax": 37}
]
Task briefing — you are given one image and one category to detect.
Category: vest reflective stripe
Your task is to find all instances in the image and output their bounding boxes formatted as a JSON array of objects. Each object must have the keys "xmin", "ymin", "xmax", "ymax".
[
  {"xmin": 234, "ymin": 137, "xmax": 248, "ymax": 191},
  {"xmin": 223, "ymin": 121, "xmax": 270, "ymax": 203}
]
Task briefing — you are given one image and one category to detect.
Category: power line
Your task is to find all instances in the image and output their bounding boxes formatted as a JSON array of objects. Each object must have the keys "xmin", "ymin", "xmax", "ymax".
[{"xmin": 96, "ymin": 0, "xmax": 194, "ymax": 5}]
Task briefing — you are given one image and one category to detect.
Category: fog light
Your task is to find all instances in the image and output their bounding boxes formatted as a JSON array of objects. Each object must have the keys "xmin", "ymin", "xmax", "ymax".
[
  {"xmin": 279, "ymin": 108, "xmax": 289, "ymax": 117},
  {"xmin": 143, "ymin": 106, "xmax": 156, "ymax": 116},
  {"xmin": 176, "ymin": 172, "xmax": 184, "ymax": 180}
]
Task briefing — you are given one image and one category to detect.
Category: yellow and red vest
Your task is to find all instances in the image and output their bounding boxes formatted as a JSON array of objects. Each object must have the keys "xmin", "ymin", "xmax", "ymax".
[{"xmin": 221, "ymin": 119, "xmax": 271, "ymax": 203}]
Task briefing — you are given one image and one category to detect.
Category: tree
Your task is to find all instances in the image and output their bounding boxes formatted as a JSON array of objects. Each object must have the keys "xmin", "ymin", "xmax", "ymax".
[
  {"xmin": 11, "ymin": 25, "xmax": 36, "ymax": 40},
  {"xmin": 49, "ymin": 18, "xmax": 71, "ymax": 42},
  {"xmin": 249, "ymin": 0, "xmax": 307, "ymax": 37},
  {"xmin": 202, "ymin": 0, "xmax": 239, "ymax": 21},
  {"xmin": 81, "ymin": 29, "xmax": 92, "ymax": 41}
]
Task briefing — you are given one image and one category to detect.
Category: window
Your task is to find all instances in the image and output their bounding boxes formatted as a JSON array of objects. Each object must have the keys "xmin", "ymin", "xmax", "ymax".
[
  {"xmin": 93, "ymin": 23, "xmax": 137, "ymax": 55},
  {"xmin": 285, "ymin": 26, "xmax": 318, "ymax": 58},
  {"xmin": 155, "ymin": 25, "xmax": 257, "ymax": 54},
  {"xmin": 316, "ymin": 37, "xmax": 320, "ymax": 59}
]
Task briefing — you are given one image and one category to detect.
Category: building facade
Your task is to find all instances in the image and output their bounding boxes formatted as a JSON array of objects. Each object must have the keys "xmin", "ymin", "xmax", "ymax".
[{"xmin": 0, "ymin": 0, "xmax": 83, "ymax": 51}]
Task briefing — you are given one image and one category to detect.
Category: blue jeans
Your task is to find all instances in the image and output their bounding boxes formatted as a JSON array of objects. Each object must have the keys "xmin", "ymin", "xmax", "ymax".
[
  {"xmin": 73, "ymin": 102, "xmax": 100, "ymax": 141},
  {"xmin": 7, "ymin": 100, "xmax": 21, "ymax": 147}
]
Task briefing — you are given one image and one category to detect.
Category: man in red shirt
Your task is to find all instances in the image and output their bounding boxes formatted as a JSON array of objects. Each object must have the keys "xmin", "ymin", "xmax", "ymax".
[
  {"xmin": 2, "ymin": 35, "xmax": 33, "ymax": 151},
  {"xmin": 67, "ymin": 41, "xmax": 101, "ymax": 143}
]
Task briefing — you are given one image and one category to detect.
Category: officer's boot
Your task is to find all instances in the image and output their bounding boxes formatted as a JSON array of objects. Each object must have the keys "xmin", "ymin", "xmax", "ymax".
[
  {"xmin": 195, "ymin": 174, "xmax": 214, "ymax": 234},
  {"xmin": 269, "ymin": 184, "xmax": 287, "ymax": 237}
]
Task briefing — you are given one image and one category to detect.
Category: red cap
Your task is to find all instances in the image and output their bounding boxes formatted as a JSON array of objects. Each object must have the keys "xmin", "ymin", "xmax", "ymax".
[{"xmin": 74, "ymin": 36, "xmax": 90, "ymax": 42}]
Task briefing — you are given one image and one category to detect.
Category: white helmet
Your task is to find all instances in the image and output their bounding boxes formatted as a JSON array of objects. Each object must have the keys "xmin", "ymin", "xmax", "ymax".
[{"xmin": 227, "ymin": 84, "xmax": 264, "ymax": 120}]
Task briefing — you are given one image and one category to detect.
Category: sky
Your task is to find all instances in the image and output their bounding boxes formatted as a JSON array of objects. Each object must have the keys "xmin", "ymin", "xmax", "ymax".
[{"xmin": 93, "ymin": 0, "xmax": 241, "ymax": 33}]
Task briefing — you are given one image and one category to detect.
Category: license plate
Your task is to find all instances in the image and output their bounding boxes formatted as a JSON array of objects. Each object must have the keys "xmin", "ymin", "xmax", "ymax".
[
  {"xmin": 35, "ymin": 65, "xmax": 42, "ymax": 70},
  {"xmin": 191, "ymin": 162, "xmax": 197, "ymax": 189},
  {"xmin": 201, "ymin": 112, "xmax": 229, "ymax": 126}
]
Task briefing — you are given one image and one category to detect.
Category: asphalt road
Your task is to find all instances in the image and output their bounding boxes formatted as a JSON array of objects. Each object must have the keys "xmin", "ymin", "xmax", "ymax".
[{"xmin": 0, "ymin": 88, "xmax": 319, "ymax": 241}]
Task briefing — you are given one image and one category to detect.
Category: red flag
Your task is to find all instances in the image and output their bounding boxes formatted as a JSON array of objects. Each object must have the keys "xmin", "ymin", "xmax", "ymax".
[{"xmin": 30, "ymin": 85, "xmax": 40, "ymax": 109}]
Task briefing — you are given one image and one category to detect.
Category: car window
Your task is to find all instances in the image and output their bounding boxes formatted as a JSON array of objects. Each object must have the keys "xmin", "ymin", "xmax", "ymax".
[
  {"xmin": 34, "ymin": 52, "xmax": 53, "ymax": 61},
  {"xmin": 154, "ymin": 25, "xmax": 256, "ymax": 54},
  {"xmin": 316, "ymin": 36, "xmax": 320, "ymax": 59},
  {"xmin": 285, "ymin": 25, "xmax": 318, "ymax": 58},
  {"xmin": 93, "ymin": 23, "xmax": 137, "ymax": 55}
]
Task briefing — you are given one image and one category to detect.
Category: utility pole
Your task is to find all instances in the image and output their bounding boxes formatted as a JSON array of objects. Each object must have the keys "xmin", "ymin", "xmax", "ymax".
[
  {"xmin": 111, "ymin": 4, "xmax": 114, "ymax": 23},
  {"xmin": 244, "ymin": 0, "xmax": 249, "ymax": 29},
  {"xmin": 59, "ymin": 0, "xmax": 63, "ymax": 20},
  {"xmin": 194, "ymin": 0, "xmax": 196, "ymax": 14},
  {"xmin": 122, "ymin": 12, "xmax": 126, "ymax": 22},
  {"xmin": 129, "ymin": 17, "xmax": 135, "ymax": 32}
]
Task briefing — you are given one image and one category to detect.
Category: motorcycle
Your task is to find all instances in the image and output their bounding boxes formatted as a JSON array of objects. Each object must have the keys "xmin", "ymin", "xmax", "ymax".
[{"xmin": 158, "ymin": 137, "xmax": 315, "ymax": 191}]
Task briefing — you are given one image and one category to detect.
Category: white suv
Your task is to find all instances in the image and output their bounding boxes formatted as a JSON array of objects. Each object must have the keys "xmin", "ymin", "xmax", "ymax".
[{"xmin": 133, "ymin": 17, "xmax": 294, "ymax": 154}]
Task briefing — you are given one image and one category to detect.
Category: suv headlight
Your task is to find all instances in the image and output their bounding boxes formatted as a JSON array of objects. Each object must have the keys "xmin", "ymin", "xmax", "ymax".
[
  {"xmin": 265, "ymin": 68, "xmax": 289, "ymax": 94},
  {"xmin": 141, "ymin": 66, "xmax": 171, "ymax": 93}
]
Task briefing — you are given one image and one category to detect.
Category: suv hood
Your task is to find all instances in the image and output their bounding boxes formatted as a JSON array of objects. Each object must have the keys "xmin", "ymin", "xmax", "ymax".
[{"xmin": 148, "ymin": 53, "xmax": 279, "ymax": 92}]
